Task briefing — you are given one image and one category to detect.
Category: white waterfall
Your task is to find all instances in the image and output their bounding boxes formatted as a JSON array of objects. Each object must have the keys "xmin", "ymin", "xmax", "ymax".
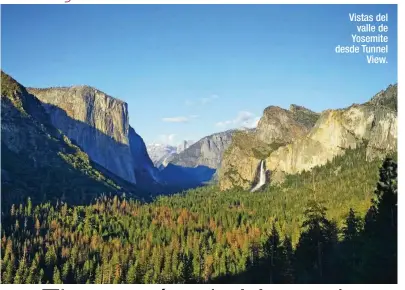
[{"xmin": 251, "ymin": 160, "xmax": 266, "ymax": 192}]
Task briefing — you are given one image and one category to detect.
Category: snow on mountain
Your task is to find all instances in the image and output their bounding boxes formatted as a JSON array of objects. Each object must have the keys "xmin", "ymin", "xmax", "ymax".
[
  {"xmin": 146, "ymin": 143, "xmax": 177, "ymax": 167},
  {"xmin": 147, "ymin": 140, "xmax": 195, "ymax": 168}
]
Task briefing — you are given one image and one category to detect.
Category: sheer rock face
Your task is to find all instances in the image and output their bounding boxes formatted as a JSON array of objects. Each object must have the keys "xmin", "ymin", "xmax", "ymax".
[
  {"xmin": 129, "ymin": 127, "xmax": 161, "ymax": 184},
  {"xmin": 218, "ymin": 106, "xmax": 319, "ymax": 190},
  {"xmin": 169, "ymin": 130, "xmax": 235, "ymax": 169},
  {"xmin": 219, "ymin": 85, "xmax": 397, "ymax": 190},
  {"xmin": 255, "ymin": 106, "xmax": 318, "ymax": 145},
  {"xmin": 1, "ymin": 71, "xmax": 134, "ymax": 205},
  {"xmin": 28, "ymin": 86, "xmax": 155, "ymax": 184}
]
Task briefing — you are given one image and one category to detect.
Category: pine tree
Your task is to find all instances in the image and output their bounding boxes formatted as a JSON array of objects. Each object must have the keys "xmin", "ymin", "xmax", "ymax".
[
  {"xmin": 263, "ymin": 223, "xmax": 281, "ymax": 283},
  {"xmin": 361, "ymin": 158, "xmax": 397, "ymax": 283},
  {"xmin": 126, "ymin": 262, "xmax": 137, "ymax": 284},
  {"xmin": 3, "ymin": 259, "xmax": 15, "ymax": 284},
  {"xmin": 14, "ymin": 257, "xmax": 27, "ymax": 284},
  {"xmin": 280, "ymin": 236, "xmax": 295, "ymax": 283},
  {"xmin": 53, "ymin": 266, "xmax": 62, "ymax": 284},
  {"xmin": 339, "ymin": 208, "xmax": 363, "ymax": 283},
  {"xmin": 294, "ymin": 201, "xmax": 338, "ymax": 283},
  {"xmin": 343, "ymin": 208, "xmax": 362, "ymax": 242},
  {"xmin": 62, "ymin": 262, "xmax": 71, "ymax": 283},
  {"xmin": 180, "ymin": 253, "xmax": 193, "ymax": 283}
]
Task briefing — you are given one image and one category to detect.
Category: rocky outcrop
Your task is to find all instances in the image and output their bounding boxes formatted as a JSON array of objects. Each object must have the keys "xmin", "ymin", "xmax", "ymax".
[
  {"xmin": 28, "ymin": 86, "xmax": 156, "ymax": 185},
  {"xmin": 176, "ymin": 140, "xmax": 194, "ymax": 154},
  {"xmin": 1, "ymin": 71, "xmax": 137, "ymax": 206},
  {"xmin": 129, "ymin": 127, "xmax": 160, "ymax": 184},
  {"xmin": 219, "ymin": 85, "xmax": 397, "ymax": 190},
  {"xmin": 169, "ymin": 130, "xmax": 235, "ymax": 169},
  {"xmin": 219, "ymin": 106, "xmax": 319, "ymax": 190},
  {"xmin": 266, "ymin": 90, "xmax": 397, "ymax": 176},
  {"xmin": 256, "ymin": 106, "xmax": 319, "ymax": 144}
]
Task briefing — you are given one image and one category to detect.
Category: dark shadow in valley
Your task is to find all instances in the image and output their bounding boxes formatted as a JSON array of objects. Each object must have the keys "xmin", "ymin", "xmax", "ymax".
[
  {"xmin": 159, "ymin": 163, "xmax": 216, "ymax": 192},
  {"xmin": 2, "ymin": 97, "xmax": 217, "ymax": 210},
  {"xmin": 43, "ymin": 103, "xmax": 217, "ymax": 197}
]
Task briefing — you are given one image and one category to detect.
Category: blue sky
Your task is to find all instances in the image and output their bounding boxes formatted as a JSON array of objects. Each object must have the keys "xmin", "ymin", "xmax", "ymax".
[{"xmin": 1, "ymin": 4, "xmax": 397, "ymax": 145}]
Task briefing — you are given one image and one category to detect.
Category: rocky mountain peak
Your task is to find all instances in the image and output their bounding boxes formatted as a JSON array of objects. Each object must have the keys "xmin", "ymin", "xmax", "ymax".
[
  {"xmin": 168, "ymin": 130, "xmax": 235, "ymax": 169},
  {"xmin": 367, "ymin": 83, "xmax": 397, "ymax": 111},
  {"xmin": 256, "ymin": 105, "xmax": 316, "ymax": 145},
  {"xmin": 218, "ymin": 84, "xmax": 397, "ymax": 190},
  {"xmin": 27, "ymin": 84, "xmax": 154, "ymax": 185}
]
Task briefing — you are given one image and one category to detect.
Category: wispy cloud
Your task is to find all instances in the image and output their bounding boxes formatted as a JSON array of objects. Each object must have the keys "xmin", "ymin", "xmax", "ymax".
[
  {"xmin": 201, "ymin": 94, "xmax": 219, "ymax": 105},
  {"xmin": 162, "ymin": 115, "xmax": 199, "ymax": 123},
  {"xmin": 162, "ymin": 116, "xmax": 189, "ymax": 123},
  {"xmin": 251, "ymin": 116, "xmax": 261, "ymax": 127},
  {"xmin": 216, "ymin": 111, "xmax": 260, "ymax": 129},
  {"xmin": 159, "ymin": 134, "xmax": 176, "ymax": 145},
  {"xmin": 185, "ymin": 95, "xmax": 220, "ymax": 106}
]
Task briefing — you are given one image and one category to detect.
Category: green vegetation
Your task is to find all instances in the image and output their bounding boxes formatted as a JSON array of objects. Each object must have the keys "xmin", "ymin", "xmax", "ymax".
[
  {"xmin": 224, "ymin": 130, "xmax": 257, "ymax": 155},
  {"xmin": 289, "ymin": 105, "xmax": 320, "ymax": 128},
  {"xmin": 1, "ymin": 71, "xmax": 140, "ymax": 210},
  {"xmin": 0, "ymin": 144, "xmax": 397, "ymax": 283},
  {"xmin": 1, "ymin": 71, "xmax": 25, "ymax": 113},
  {"xmin": 252, "ymin": 141, "xmax": 285, "ymax": 160}
]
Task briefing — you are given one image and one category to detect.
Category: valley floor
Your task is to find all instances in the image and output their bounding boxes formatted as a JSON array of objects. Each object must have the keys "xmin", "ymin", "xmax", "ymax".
[{"xmin": 0, "ymin": 147, "xmax": 397, "ymax": 284}]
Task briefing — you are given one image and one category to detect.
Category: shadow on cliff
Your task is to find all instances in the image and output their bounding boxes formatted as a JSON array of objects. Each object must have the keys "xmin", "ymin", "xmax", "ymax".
[
  {"xmin": 31, "ymin": 103, "xmax": 214, "ymax": 200},
  {"xmin": 40, "ymin": 104, "xmax": 170, "ymax": 190},
  {"xmin": 1, "ymin": 103, "xmax": 144, "ymax": 212}
]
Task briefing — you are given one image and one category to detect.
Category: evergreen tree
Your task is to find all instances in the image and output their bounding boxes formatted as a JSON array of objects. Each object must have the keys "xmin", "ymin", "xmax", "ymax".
[
  {"xmin": 361, "ymin": 158, "xmax": 397, "ymax": 283},
  {"xmin": 263, "ymin": 223, "xmax": 282, "ymax": 283},
  {"xmin": 294, "ymin": 201, "xmax": 338, "ymax": 283},
  {"xmin": 280, "ymin": 236, "xmax": 295, "ymax": 283},
  {"xmin": 53, "ymin": 266, "xmax": 62, "ymax": 284},
  {"xmin": 338, "ymin": 208, "xmax": 363, "ymax": 283}
]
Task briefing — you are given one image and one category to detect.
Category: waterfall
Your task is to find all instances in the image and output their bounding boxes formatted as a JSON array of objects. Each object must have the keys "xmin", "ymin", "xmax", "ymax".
[{"xmin": 251, "ymin": 160, "xmax": 266, "ymax": 192}]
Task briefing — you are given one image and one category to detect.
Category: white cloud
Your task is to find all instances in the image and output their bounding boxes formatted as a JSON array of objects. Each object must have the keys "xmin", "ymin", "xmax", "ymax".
[
  {"xmin": 159, "ymin": 134, "xmax": 177, "ymax": 145},
  {"xmin": 251, "ymin": 116, "xmax": 261, "ymax": 127},
  {"xmin": 216, "ymin": 111, "xmax": 260, "ymax": 129},
  {"xmin": 201, "ymin": 94, "xmax": 219, "ymax": 105},
  {"xmin": 162, "ymin": 116, "xmax": 189, "ymax": 123},
  {"xmin": 185, "ymin": 95, "xmax": 219, "ymax": 106},
  {"xmin": 162, "ymin": 114, "xmax": 199, "ymax": 123}
]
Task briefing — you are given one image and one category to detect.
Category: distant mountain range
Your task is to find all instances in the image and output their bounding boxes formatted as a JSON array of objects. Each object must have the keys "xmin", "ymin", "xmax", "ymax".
[
  {"xmin": 1, "ymin": 70, "xmax": 240, "ymax": 208},
  {"xmin": 146, "ymin": 140, "xmax": 194, "ymax": 168},
  {"xmin": 1, "ymin": 69, "xmax": 397, "ymax": 209}
]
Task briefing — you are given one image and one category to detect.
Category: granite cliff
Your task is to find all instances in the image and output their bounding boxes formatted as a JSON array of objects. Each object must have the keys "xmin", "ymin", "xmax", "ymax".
[
  {"xmin": 169, "ymin": 130, "xmax": 235, "ymax": 169},
  {"xmin": 28, "ymin": 86, "xmax": 158, "ymax": 185},
  {"xmin": 219, "ymin": 84, "xmax": 397, "ymax": 190},
  {"xmin": 218, "ymin": 106, "xmax": 319, "ymax": 190},
  {"xmin": 1, "ymin": 71, "xmax": 140, "ymax": 207}
]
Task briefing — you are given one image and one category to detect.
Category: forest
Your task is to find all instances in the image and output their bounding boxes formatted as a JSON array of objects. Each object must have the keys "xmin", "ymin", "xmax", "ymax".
[{"xmin": 0, "ymin": 146, "xmax": 397, "ymax": 284}]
